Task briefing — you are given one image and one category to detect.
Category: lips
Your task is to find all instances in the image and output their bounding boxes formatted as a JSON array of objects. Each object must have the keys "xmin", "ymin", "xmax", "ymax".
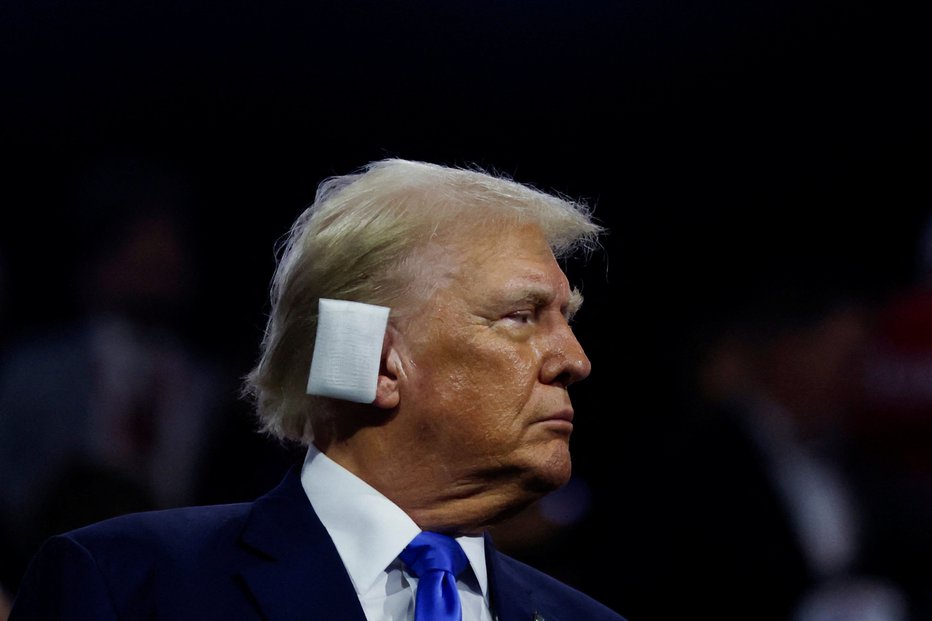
[
  {"xmin": 549, "ymin": 409, "xmax": 574, "ymax": 423},
  {"xmin": 537, "ymin": 409, "xmax": 574, "ymax": 425}
]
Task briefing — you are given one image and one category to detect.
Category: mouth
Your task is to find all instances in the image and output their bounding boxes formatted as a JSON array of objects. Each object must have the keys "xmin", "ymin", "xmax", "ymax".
[
  {"xmin": 536, "ymin": 409, "xmax": 575, "ymax": 434},
  {"xmin": 548, "ymin": 409, "xmax": 574, "ymax": 423}
]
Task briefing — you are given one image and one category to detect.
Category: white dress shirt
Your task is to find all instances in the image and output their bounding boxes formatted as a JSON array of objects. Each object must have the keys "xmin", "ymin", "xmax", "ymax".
[{"xmin": 300, "ymin": 445, "xmax": 494, "ymax": 621}]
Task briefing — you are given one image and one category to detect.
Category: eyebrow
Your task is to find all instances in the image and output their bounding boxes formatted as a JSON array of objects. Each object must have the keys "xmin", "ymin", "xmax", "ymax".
[
  {"xmin": 567, "ymin": 288, "xmax": 584, "ymax": 321},
  {"xmin": 506, "ymin": 286, "xmax": 584, "ymax": 322}
]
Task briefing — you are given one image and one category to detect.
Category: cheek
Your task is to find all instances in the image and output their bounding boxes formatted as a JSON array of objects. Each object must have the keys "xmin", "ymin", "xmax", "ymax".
[
  {"xmin": 444, "ymin": 345, "xmax": 539, "ymax": 428},
  {"xmin": 409, "ymin": 322, "xmax": 541, "ymax": 425}
]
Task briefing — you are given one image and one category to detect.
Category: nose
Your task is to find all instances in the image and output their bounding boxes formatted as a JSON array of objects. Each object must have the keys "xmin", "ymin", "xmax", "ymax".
[{"xmin": 540, "ymin": 321, "xmax": 592, "ymax": 388}]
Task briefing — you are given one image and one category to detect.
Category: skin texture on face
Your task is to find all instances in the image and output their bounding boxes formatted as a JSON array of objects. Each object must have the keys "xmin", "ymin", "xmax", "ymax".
[{"xmin": 326, "ymin": 222, "xmax": 592, "ymax": 533}]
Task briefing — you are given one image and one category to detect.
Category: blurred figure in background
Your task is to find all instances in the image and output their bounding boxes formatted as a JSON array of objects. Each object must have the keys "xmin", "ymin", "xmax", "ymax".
[
  {"xmin": 855, "ymin": 209, "xmax": 932, "ymax": 619},
  {"xmin": 0, "ymin": 155, "xmax": 227, "ymax": 598},
  {"xmin": 601, "ymin": 261, "xmax": 922, "ymax": 621}
]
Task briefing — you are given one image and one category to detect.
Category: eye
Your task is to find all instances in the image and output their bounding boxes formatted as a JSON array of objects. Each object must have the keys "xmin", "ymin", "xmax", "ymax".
[{"xmin": 504, "ymin": 309, "xmax": 535, "ymax": 325}]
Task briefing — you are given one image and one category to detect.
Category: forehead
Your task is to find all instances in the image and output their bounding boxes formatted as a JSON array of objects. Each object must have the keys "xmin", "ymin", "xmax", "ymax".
[{"xmin": 446, "ymin": 224, "xmax": 569, "ymax": 297}]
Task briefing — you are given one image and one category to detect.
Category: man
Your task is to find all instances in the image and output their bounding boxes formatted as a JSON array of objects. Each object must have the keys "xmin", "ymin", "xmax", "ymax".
[
  {"xmin": 11, "ymin": 158, "xmax": 626, "ymax": 620},
  {"xmin": 601, "ymin": 268, "xmax": 916, "ymax": 621},
  {"xmin": 0, "ymin": 156, "xmax": 226, "ymax": 600}
]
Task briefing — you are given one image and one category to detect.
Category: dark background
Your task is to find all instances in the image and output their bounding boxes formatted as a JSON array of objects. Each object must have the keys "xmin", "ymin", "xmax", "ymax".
[
  {"xmin": 4, "ymin": 0, "xmax": 930, "ymax": 421},
  {"xmin": 2, "ymin": 0, "xmax": 931, "ymax": 618}
]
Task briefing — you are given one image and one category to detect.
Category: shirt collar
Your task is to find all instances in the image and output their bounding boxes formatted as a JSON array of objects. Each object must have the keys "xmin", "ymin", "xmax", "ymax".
[{"xmin": 300, "ymin": 445, "xmax": 488, "ymax": 597}]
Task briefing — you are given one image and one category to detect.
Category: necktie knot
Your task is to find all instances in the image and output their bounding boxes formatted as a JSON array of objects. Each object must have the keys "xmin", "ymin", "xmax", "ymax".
[
  {"xmin": 400, "ymin": 531, "xmax": 468, "ymax": 577},
  {"xmin": 400, "ymin": 531, "xmax": 468, "ymax": 621}
]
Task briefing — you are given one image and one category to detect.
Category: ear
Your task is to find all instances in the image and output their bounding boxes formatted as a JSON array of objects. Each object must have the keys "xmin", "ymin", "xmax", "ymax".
[{"xmin": 373, "ymin": 328, "xmax": 402, "ymax": 410}]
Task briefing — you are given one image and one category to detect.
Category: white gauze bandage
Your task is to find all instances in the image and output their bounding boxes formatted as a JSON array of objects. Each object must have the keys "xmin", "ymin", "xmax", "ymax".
[{"xmin": 306, "ymin": 298, "xmax": 391, "ymax": 403}]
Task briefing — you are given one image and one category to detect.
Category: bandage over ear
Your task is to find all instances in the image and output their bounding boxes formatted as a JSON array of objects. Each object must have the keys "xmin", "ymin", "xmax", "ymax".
[{"xmin": 306, "ymin": 298, "xmax": 391, "ymax": 403}]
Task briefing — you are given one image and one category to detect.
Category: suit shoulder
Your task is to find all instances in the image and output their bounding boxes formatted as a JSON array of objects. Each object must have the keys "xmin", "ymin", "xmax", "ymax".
[
  {"xmin": 494, "ymin": 552, "xmax": 628, "ymax": 620},
  {"xmin": 64, "ymin": 502, "xmax": 252, "ymax": 566},
  {"xmin": 13, "ymin": 503, "xmax": 258, "ymax": 618}
]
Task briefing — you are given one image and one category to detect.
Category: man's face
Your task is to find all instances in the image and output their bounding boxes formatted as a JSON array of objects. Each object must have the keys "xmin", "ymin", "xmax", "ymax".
[{"xmin": 397, "ymin": 223, "xmax": 591, "ymax": 499}]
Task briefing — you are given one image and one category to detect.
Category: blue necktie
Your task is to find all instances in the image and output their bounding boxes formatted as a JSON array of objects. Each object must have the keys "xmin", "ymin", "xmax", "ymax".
[{"xmin": 400, "ymin": 531, "xmax": 469, "ymax": 621}]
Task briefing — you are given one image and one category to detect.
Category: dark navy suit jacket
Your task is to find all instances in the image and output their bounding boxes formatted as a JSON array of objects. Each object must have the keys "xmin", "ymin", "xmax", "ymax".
[{"xmin": 11, "ymin": 465, "xmax": 626, "ymax": 620}]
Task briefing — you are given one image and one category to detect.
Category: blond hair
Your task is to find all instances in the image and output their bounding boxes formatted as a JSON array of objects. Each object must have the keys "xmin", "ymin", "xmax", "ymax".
[{"xmin": 243, "ymin": 158, "xmax": 602, "ymax": 443}]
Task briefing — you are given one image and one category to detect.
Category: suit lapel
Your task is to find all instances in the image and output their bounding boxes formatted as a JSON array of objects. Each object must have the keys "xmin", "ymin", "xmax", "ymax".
[
  {"xmin": 484, "ymin": 533, "xmax": 560, "ymax": 621},
  {"xmin": 237, "ymin": 466, "xmax": 367, "ymax": 621}
]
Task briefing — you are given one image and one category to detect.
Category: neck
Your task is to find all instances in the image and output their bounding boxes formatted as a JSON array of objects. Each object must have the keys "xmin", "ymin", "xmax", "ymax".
[{"xmin": 318, "ymin": 432, "xmax": 542, "ymax": 536}]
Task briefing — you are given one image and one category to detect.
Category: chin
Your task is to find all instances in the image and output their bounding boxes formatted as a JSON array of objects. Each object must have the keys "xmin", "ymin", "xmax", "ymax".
[{"xmin": 527, "ymin": 446, "xmax": 572, "ymax": 493}]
